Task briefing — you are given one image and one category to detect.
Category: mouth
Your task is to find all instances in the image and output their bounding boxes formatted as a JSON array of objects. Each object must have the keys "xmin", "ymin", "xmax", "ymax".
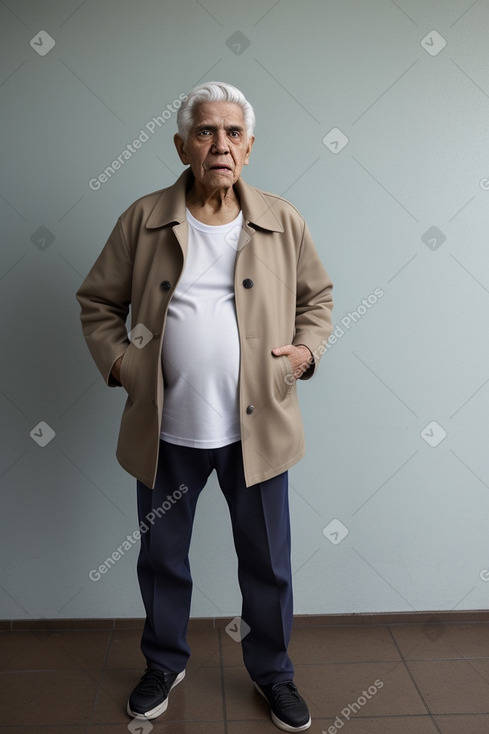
[{"xmin": 208, "ymin": 164, "xmax": 232, "ymax": 172}]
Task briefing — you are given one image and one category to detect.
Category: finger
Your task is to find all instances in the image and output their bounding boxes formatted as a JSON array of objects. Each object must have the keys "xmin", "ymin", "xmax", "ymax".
[{"xmin": 272, "ymin": 344, "xmax": 293, "ymax": 356}]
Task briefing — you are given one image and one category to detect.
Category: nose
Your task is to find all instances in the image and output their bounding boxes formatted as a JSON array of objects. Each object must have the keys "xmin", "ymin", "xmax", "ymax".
[{"xmin": 211, "ymin": 129, "xmax": 229, "ymax": 154}]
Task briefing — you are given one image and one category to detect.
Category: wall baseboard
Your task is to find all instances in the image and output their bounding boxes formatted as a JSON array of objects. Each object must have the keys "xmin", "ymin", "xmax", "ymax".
[{"xmin": 2, "ymin": 609, "xmax": 489, "ymax": 631}]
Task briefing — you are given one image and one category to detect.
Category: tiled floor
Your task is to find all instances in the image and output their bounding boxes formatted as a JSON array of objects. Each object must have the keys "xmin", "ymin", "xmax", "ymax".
[{"xmin": 2, "ymin": 618, "xmax": 489, "ymax": 732}]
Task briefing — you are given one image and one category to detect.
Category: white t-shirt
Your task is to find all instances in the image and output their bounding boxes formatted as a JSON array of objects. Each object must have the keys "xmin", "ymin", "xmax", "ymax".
[{"xmin": 159, "ymin": 208, "xmax": 243, "ymax": 448}]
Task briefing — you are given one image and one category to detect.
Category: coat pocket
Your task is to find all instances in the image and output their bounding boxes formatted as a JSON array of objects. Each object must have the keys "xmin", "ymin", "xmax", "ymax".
[
  {"xmin": 119, "ymin": 344, "xmax": 135, "ymax": 396},
  {"xmin": 272, "ymin": 354, "xmax": 294, "ymax": 402}
]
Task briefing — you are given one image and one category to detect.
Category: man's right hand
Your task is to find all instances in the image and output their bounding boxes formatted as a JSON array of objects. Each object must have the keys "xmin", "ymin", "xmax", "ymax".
[{"xmin": 111, "ymin": 355, "xmax": 124, "ymax": 384}]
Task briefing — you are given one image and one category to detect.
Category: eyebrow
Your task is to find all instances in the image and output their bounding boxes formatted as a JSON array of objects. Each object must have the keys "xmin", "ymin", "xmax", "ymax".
[{"xmin": 194, "ymin": 123, "xmax": 244, "ymax": 133}]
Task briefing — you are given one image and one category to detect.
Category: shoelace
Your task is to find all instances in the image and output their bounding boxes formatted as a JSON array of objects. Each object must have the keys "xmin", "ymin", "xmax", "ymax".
[
  {"xmin": 136, "ymin": 668, "xmax": 170, "ymax": 695},
  {"xmin": 270, "ymin": 682, "xmax": 300, "ymax": 710}
]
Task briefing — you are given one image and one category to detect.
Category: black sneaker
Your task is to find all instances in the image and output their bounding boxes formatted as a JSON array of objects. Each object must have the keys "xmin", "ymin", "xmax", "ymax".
[
  {"xmin": 255, "ymin": 680, "xmax": 311, "ymax": 732},
  {"xmin": 127, "ymin": 667, "xmax": 185, "ymax": 719}
]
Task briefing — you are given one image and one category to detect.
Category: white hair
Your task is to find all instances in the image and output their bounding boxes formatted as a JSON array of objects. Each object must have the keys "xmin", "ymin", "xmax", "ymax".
[{"xmin": 176, "ymin": 81, "xmax": 255, "ymax": 141}]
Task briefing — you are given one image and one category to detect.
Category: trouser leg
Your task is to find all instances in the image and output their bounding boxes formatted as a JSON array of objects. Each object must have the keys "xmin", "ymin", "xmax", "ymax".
[
  {"xmin": 136, "ymin": 440, "xmax": 212, "ymax": 672},
  {"xmin": 215, "ymin": 441, "xmax": 294, "ymax": 686}
]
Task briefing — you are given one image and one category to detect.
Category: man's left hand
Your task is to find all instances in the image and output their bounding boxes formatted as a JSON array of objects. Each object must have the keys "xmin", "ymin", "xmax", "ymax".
[{"xmin": 272, "ymin": 344, "xmax": 313, "ymax": 382}]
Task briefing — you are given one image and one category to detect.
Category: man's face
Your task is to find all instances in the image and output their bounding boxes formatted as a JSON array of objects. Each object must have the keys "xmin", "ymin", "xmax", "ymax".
[{"xmin": 174, "ymin": 101, "xmax": 254, "ymax": 191}]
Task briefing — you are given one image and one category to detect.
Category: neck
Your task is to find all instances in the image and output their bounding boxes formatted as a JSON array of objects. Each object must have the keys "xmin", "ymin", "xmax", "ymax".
[{"xmin": 186, "ymin": 181, "xmax": 240, "ymax": 225}]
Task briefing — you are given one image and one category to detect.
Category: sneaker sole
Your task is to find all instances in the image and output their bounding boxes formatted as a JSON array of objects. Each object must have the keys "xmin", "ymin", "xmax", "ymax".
[
  {"xmin": 254, "ymin": 683, "xmax": 312, "ymax": 732},
  {"xmin": 127, "ymin": 669, "xmax": 186, "ymax": 720}
]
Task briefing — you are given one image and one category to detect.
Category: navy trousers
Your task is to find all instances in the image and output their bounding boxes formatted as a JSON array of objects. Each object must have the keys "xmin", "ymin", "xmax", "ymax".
[{"xmin": 136, "ymin": 439, "xmax": 294, "ymax": 686}]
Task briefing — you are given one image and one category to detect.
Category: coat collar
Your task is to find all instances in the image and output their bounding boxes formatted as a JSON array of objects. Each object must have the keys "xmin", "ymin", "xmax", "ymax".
[{"xmin": 145, "ymin": 168, "xmax": 284, "ymax": 233}]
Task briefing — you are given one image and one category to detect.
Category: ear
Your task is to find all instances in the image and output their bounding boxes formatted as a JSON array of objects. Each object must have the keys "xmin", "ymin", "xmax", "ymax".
[
  {"xmin": 174, "ymin": 133, "xmax": 189, "ymax": 165},
  {"xmin": 243, "ymin": 135, "xmax": 255, "ymax": 166}
]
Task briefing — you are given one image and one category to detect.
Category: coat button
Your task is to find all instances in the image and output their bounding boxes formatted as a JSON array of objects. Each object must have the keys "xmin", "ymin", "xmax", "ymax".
[
  {"xmin": 246, "ymin": 404, "xmax": 255, "ymax": 414},
  {"xmin": 160, "ymin": 280, "xmax": 172, "ymax": 291},
  {"xmin": 242, "ymin": 278, "xmax": 254, "ymax": 289}
]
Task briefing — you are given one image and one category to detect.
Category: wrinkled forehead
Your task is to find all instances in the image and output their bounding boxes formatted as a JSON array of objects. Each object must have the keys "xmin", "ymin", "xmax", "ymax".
[{"xmin": 191, "ymin": 101, "xmax": 246, "ymax": 129}]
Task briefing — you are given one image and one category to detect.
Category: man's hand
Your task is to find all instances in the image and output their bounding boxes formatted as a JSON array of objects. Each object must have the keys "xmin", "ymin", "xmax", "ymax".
[
  {"xmin": 111, "ymin": 355, "xmax": 124, "ymax": 384},
  {"xmin": 272, "ymin": 344, "xmax": 313, "ymax": 382}
]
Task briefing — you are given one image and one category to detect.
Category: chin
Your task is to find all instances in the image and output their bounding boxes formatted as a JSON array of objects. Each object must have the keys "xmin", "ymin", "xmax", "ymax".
[{"xmin": 206, "ymin": 172, "xmax": 236, "ymax": 184}]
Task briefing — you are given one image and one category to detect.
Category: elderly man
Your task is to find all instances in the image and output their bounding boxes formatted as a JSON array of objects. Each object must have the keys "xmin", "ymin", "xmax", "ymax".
[{"xmin": 77, "ymin": 81, "xmax": 333, "ymax": 732}]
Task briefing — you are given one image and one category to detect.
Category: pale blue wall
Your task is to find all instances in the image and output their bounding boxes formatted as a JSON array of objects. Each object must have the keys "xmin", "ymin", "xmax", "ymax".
[{"xmin": 1, "ymin": 0, "xmax": 489, "ymax": 619}]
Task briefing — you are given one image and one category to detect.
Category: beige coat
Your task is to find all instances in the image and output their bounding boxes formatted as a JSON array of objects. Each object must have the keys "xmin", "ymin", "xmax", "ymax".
[{"xmin": 76, "ymin": 169, "xmax": 333, "ymax": 488}]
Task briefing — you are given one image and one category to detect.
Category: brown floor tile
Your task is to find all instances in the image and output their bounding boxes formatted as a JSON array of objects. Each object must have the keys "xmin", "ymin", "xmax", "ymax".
[
  {"xmin": 408, "ymin": 659, "xmax": 489, "ymax": 714},
  {"xmin": 104, "ymin": 628, "xmax": 148, "ymax": 669},
  {"xmin": 89, "ymin": 724, "xmax": 226, "ymax": 733},
  {"xmin": 114, "ymin": 617, "xmax": 145, "ymax": 630},
  {"xmin": 219, "ymin": 626, "xmax": 246, "ymax": 666},
  {"xmin": 230, "ymin": 720, "xmax": 438, "ymax": 734},
  {"xmin": 292, "ymin": 614, "xmax": 377, "ymax": 627},
  {"xmin": 300, "ymin": 661, "xmax": 427, "ymax": 719},
  {"xmin": 188, "ymin": 617, "xmax": 221, "ymax": 632},
  {"xmin": 311, "ymin": 716, "xmax": 440, "ymax": 733},
  {"xmin": 91, "ymin": 666, "xmax": 224, "ymax": 723},
  {"xmin": 186, "ymin": 626, "xmax": 221, "ymax": 670},
  {"xmin": 0, "ymin": 629, "xmax": 111, "ymax": 671},
  {"xmin": 0, "ymin": 670, "xmax": 99, "ymax": 726},
  {"xmin": 11, "ymin": 618, "xmax": 113, "ymax": 631},
  {"xmin": 227, "ymin": 719, "xmax": 289, "ymax": 733},
  {"xmin": 391, "ymin": 622, "xmax": 489, "ymax": 660},
  {"xmin": 3, "ymin": 621, "xmax": 489, "ymax": 731},
  {"xmin": 223, "ymin": 666, "xmax": 275, "ymax": 723},
  {"xmin": 223, "ymin": 660, "xmax": 427, "ymax": 721},
  {"xmin": 169, "ymin": 665, "xmax": 224, "ymax": 721},
  {"xmin": 435, "ymin": 714, "xmax": 489, "ymax": 733},
  {"xmin": 288, "ymin": 625, "xmax": 402, "ymax": 664},
  {"xmin": 220, "ymin": 623, "xmax": 402, "ymax": 668},
  {"xmin": 88, "ymin": 668, "xmax": 138, "ymax": 723}
]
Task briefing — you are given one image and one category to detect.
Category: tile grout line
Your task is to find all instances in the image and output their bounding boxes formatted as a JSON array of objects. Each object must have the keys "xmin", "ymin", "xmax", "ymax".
[
  {"xmin": 386, "ymin": 624, "xmax": 443, "ymax": 734},
  {"xmin": 87, "ymin": 626, "xmax": 116, "ymax": 728},
  {"xmin": 401, "ymin": 663, "xmax": 443, "ymax": 733},
  {"xmin": 217, "ymin": 627, "xmax": 229, "ymax": 734},
  {"xmin": 381, "ymin": 625, "xmax": 442, "ymax": 731}
]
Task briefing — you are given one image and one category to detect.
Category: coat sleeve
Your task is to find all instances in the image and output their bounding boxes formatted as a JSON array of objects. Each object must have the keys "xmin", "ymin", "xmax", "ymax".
[
  {"xmin": 76, "ymin": 217, "xmax": 133, "ymax": 387},
  {"xmin": 292, "ymin": 220, "xmax": 334, "ymax": 379}
]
